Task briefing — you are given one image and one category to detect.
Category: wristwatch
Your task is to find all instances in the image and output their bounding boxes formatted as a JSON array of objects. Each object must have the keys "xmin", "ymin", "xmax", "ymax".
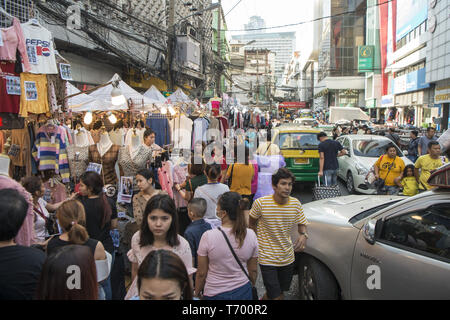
[{"xmin": 300, "ymin": 232, "xmax": 309, "ymax": 239}]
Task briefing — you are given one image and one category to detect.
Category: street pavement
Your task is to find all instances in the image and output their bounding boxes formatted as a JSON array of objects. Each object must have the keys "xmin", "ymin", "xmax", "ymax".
[{"xmin": 255, "ymin": 178, "xmax": 349, "ymax": 300}]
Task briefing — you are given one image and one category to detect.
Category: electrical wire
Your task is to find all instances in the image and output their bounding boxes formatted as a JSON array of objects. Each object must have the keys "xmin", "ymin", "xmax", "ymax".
[{"xmin": 225, "ymin": 0, "xmax": 243, "ymax": 17}]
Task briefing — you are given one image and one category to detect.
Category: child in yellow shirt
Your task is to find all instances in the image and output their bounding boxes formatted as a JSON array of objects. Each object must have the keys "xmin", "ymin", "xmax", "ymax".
[{"xmin": 395, "ymin": 165, "xmax": 419, "ymax": 196}]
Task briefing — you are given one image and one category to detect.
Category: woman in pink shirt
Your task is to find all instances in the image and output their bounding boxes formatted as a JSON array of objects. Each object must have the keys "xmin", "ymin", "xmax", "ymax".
[
  {"xmin": 195, "ymin": 192, "xmax": 258, "ymax": 300},
  {"xmin": 125, "ymin": 194, "xmax": 195, "ymax": 300}
]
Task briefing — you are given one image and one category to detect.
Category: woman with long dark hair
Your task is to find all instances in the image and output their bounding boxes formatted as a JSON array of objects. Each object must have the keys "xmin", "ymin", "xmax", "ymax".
[
  {"xmin": 226, "ymin": 146, "xmax": 255, "ymax": 205},
  {"xmin": 125, "ymin": 194, "xmax": 194, "ymax": 299},
  {"xmin": 194, "ymin": 192, "xmax": 258, "ymax": 300},
  {"xmin": 36, "ymin": 245, "xmax": 98, "ymax": 300},
  {"xmin": 137, "ymin": 250, "xmax": 193, "ymax": 300}
]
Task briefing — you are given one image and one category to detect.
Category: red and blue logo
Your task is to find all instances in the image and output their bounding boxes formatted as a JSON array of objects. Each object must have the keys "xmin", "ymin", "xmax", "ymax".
[{"xmin": 41, "ymin": 47, "xmax": 51, "ymax": 57}]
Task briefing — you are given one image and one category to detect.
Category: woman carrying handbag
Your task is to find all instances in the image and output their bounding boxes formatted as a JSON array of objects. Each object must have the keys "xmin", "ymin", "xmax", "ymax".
[{"xmin": 194, "ymin": 192, "xmax": 258, "ymax": 300}]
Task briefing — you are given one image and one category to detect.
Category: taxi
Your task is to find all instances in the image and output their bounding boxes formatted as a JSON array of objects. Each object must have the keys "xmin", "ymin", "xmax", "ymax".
[{"xmin": 272, "ymin": 124, "xmax": 321, "ymax": 182}]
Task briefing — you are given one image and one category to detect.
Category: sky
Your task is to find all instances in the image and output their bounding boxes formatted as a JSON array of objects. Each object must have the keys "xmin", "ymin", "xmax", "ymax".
[{"xmin": 216, "ymin": 0, "xmax": 316, "ymax": 52}]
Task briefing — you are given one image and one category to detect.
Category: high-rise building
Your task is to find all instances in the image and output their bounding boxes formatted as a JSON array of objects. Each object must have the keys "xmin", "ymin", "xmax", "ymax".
[
  {"xmin": 245, "ymin": 16, "xmax": 267, "ymax": 34},
  {"xmin": 232, "ymin": 28, "xmax": 296, "ymax": 85},
  {"xmin": 314, "ymin": 0, "xmax": 367, "ymax": 110}
]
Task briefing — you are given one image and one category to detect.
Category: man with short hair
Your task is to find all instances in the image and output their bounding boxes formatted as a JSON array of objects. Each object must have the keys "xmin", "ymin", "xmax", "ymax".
[
  {"xmin": 0, "ymin": 189, "xmax": 46, "ymax": 300},
  {"xmin": 386, "ymin": 127, "xmax": 400, "ymax": 146},
  {"xmin": 249, "ymin": 168, "xmax": 308, "ymax": 300},
  {"xmin": 418, "ymin": 127, "xmax": 437, "ymax": 156},
  {"xmin": 317, "ymin": 132, "xmax": 347, "ymax": 186},
  {"xmin": 415, "ymin": 141, "xmax": 448, "ymax": 191},
  {"xmin": 407, "ymin": 130, "xmax": 420, "ymax": 163}
]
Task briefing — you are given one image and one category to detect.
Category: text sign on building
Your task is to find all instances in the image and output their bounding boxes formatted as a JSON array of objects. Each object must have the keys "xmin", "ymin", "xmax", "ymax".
[
  {"xmin": 279, "ymin": 102, "xmax": 307, "ymax": 108},
  {"xmin": 392, "ymin": 68, "xmax": 430, "ymax": 95},
  {"xmin": 358, "ymin": 46, "xmax": 375, "ymax": 73}
]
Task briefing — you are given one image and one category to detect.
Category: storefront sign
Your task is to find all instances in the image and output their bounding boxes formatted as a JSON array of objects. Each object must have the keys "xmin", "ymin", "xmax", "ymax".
[
  {"xmin": 392, "ymin": 68, "xmax": 430, "ymax": 95},
  {"xmin": 279, "ymin": 101, "xmax": 307, "ymax": 108},
  {"xmin": 434, "ymin": 81, "xmax": 450, "ymax": 104},
  {"xmin": 381, "ymin": 95, "xmax": 394, "ymax": 108},
  {"xmin": 358, "ymin": 46, "xmax": 374, "ymax": 72},
  {"xmin": 366, "ymin": 99, "xmax": 376, "ymax": 109}
]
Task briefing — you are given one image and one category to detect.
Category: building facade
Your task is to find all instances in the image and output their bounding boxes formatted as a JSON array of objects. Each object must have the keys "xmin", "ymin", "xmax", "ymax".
[
  {"xmin": 314, "ymin": 0, "xmax": 367, "ymax": 111},
  {"xmin": 426, "ymin": 0, "xmax": 449, "ymax": 131},
  {"xmin": 232, "ymin": 19, "xmax": 295, "ymax": 85}
]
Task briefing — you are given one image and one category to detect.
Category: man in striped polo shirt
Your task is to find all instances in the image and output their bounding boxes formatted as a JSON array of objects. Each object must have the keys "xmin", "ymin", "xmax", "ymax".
[{"xmin": 249, "ymin": 168, "xmax": 308, "ymax": 300}]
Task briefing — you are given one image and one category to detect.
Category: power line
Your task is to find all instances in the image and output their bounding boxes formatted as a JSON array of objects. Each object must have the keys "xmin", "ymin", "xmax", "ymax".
[
  {"xmin": 225, "ymin": 0, "xmax": 243, "ymax": 17},
  {"xmin": 226, "ymin": 0, "xmax": 393, "ymax": 32}
]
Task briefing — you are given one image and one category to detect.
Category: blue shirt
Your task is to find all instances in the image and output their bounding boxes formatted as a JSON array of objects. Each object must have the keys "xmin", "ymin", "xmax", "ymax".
[{"xmin": 184, "ymin": 219, "xmax": 212, "ymax": 268}]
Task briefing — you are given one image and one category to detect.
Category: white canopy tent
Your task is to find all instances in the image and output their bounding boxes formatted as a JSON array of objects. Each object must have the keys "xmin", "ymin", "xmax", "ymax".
[
  {"xmin": 88, "ymin": 74, "xmax": 157, "ymax": 111},
  {"xmin": 329, "ymin": 107, "xmax": 370, "ymax": 123},
  {"xmin": 167, "ymin": 88, "xmax": 192, "ymax": 103},
  {"xmin": 143, "ymin": 85, "xmax": 167, "ymax": 105},
  {"xmin": 66, "ymin": 82, "xmax": 111, "ymax": 112}
]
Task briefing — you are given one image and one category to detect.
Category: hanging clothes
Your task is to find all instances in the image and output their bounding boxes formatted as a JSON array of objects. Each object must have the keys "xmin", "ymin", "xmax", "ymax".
[
  {"xmin": 9, "ymin": 127, "xmax": 31, "ymax": 179},
  {"xmin": 88, "ymin": 144, "xmax": 120, "ymax": 185},
  {"xmin": 172, "ymin": 163, "xmax": 188, "ymax": 209},
  {"xmin": 192, "ymin": 117, "xmax": 209, "ymax": 147},
  {"xmin": 169, "ymin": 114, "xmax": 193, "ymax": 150},
  {"xmin": 118, "ymin": 145, "xmax": 153, "ymax": 178},
  {"xmin": 66, "ymin": 145, "xmax": 89, "ymax": 183},
  {"xmin": 43, "ymin": 179, "xmax": 68, "ymax": 204},
  {"xmin": 157, "ymin": 161, "xmax": 174, "ymax": 199},
  {"xmin": 32, "ymin": 125, "xmax": 70, "ymax": 183},
  {"xmin": 207, "ymin": 117, "xmax": 220, "ymax": 141},
  {"xmin": 0, "ymin": 17, "xmax": 31, "ymax": 72},
  {"xmin": 0, "ymin": 62, "xmax": 21, "ymax": 113},
  {"xmin": 146, "ymin": 114, "xmax": 170, "ymax": 147},
  {"xmin": 20, "ymin": 21, "xmax": 58, "ymax": 74},
  {"xmin": 217, "ymin": 116, "xmax": 229, "ymax": 139},
  {"xmin": 19, "ymin": 73, "xmax": 50, "ymax": 118}
]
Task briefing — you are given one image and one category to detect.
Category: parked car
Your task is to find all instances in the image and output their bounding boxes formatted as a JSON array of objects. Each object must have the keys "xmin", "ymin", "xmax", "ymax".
[
  {"xmin": 293, "ymin": 118, "xmax": 317, "ymax": 127},
  {"xmin": 271, "ymin": 125, "xmax": 321, "ymax": 182},
  {"xmin": 292, "ymin": 189, "xmax": 450, "ymax": 299},
  {"xmin": 336, "ymin": 135, "xmax": 413, "ymax": 194}
]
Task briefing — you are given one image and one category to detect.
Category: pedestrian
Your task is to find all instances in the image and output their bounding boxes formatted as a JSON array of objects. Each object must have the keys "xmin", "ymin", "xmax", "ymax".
[
  {"xmin": 249, "ymin": 168, "xmax": 308, "ymax": 300},
  {"xmin": 226, "ymin": 146, "xmax": 255, "ymax": 205},
  {"xmin": 133, "ymin": 169, "xmax": 166, "ymax": 228},
  {"xmin": 256, "ymin": 130, "xmax": 281, "ymax": 156},
  {"xmin": 22, "ymin": 176, "xmax": 74, "ymax": 243},
  {"xmin": 351, "ymin": 127, "xmax": 358, "ymax": 135},
  {"xmin": 332, "ymin": 126, "xmax": 340, "ymax": 140},
  {"xmin": 394, "ymin": 165, "xmax": 419, "ymax": 197},
  {"xmin": 415, "ymin": 141, "xmax": 448, "ymax": 192},
  {"xmin": 407, "ymin": 130, "xmax": 420, "ymax": 163},
  {"xmin": 317, "ymin": 132, "xmax": 348, "ymax": 186},
  {"xmin": 76, "ymin": 171, "xmax": 118, "ymax": 300},
  {"xmin": 374, "ymin": 145, "xmax": 405, "ymax": 195},
  {"xmin": 36, "ymin": 245, "xmax": 98, "ymax": 300},
  {"xmin": 194, "ymin": 164, "xmax": 230, "ymax": 228},
  {"xmin": 0, "ymin": 189, "xmax": 46, "ymax": 300},
  {"xmin": 365, "ymin": 128, "xmax": 373, "ymax": 135},
  {"xmin": 137, "ymin": 250, "xmax": 193, "ymax": 300},
  {"xmin": 254, "ymin": 153, "xmax": 286, "ymax": 201},
  {"xmin": 418, "ymin": 127, "xmax": 438, "ymax": 156},
  {"xmin": 195, "ymin": 192, "xmax": 258, "ymax": 300},
  {"xmin": 175, "ymin": 157, "xmax": 207, "ymax": 203},
  {"xmin": 184, "ymin": 198, "xmax": 212, "ymax": 269},
  {"xmin": 125, "ymin": 194, "xmax": 195, "ymax": 300},
  {"xmin": 386, "ymin": 127, "xmax": 400, "ymax": 146}
]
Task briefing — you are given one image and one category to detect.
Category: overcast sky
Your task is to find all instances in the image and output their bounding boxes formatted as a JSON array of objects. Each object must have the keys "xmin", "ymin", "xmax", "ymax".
[{"xmin": 217, "ymin": 0, "xmax": 315, "ymax": 52}]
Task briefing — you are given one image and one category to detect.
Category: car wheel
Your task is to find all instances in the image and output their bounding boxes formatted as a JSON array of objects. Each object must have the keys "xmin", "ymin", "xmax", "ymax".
[
  {"xmin": 298, "ymin": 256, "xmax": 339, "ymax": 300},
  {"xmin": 346, "ymin": 172, "xmax": 355, "ymax": 194}
]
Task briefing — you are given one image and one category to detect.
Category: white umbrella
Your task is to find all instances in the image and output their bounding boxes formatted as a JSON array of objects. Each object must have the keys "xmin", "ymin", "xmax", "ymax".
[
  {"xmin": 66, "ymin": 82, "xmax": 108, "ymax": 113},
  {"xmin": 143, "ymin": 85, "xmax": 167, "ymax": 104}
]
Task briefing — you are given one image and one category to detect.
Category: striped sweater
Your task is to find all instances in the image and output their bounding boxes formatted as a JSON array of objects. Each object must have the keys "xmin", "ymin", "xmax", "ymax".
[{"xmin": 32, "ymin": 126, "xmax": 70, "ymax": 183}]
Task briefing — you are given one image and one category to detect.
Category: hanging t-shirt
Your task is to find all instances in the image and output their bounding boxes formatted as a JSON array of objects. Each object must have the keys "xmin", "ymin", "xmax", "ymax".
[
  {"xmin": 0, "ymin": 18, "xmax": 31, "ymax": 72},
  {"xmin": 169, "ymin": 115, "xmax": 193, "ymax": 150},
  {"xmin": 20, "ymin": 22, "xmax": 58, "ymax": 74},
  {"xmin": 19, "ymin": 73, "xmax": 49, "ymax": 117},
  {"xmin": 0, "ymin": 62, "xmax": 21, "ymax": 113}
]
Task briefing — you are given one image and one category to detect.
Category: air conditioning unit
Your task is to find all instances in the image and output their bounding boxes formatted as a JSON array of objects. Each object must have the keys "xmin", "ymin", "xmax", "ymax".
[{"xmin": 176, "ymin": 35, "xmax": 201, "ymax": 72}]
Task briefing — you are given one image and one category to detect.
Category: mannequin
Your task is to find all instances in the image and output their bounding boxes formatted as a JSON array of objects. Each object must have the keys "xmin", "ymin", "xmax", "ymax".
[
  {"xmin": 97, "ymin": 132, "xmax": 113, "ymax": 157},
  {"xmin": 129, "ymin": 131, "xmax": 141, "ymax": 160},
  {"xmin": 74, "ymin": 128, "xmax": 91, "ymax": 148}
]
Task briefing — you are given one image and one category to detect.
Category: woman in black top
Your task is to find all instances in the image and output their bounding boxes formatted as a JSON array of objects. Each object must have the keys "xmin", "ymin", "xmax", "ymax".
[
  {"xmin": 46, "ymin": 200, "xmax": 106, "ymax": 261},
  {"xmin": 76, "ymin": 172, "xmax": 118, "ymax": 254}
]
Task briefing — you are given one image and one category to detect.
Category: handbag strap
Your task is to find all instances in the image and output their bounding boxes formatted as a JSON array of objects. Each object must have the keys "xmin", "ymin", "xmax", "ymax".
[
  {"xmin": 382, "ymin": 156, "xmax": 396, "ymax": 182},
  {"xmin": 33, "ymin": 203, "xmax": 48, "ymax": 222},
  {"xmin": 218, "ymin": 227, "xmax": 252, "ymax": 283},
  {"xmin": 228, "ymin": 164, "xmax": 235, "ymax": 186},
  {"xmin": 264, "ymin": 142, "xmax": 272, "ymax": 156}
]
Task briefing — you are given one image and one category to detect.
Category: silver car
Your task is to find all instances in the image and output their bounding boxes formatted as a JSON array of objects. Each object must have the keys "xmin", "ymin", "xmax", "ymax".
[
  {"xmin": 336, "ymin": 135, "xmax": 413, "ymax": 194},
  {"xmin": 292, "ymin": 189, "xmax": 450, "ymax": 299}
]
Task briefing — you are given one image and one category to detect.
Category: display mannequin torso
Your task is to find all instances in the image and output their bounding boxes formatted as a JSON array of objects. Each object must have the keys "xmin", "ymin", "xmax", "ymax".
[
  {"xmin": 129, "ymin": 133, "xmax": 141, "ymax": 160},
  {"xmin": 74, "ymin": 129, "xmax": 91, "ymax": 148},
  {"xmin": 97, "ymin": 133, "xmax": 113, "ymax": 157}
]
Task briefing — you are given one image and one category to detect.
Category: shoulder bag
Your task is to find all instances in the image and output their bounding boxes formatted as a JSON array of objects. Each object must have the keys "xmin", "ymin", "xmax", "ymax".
[
  {"xmin": 218, "ymin": 227, "xmax": 258, "ymax": 300},
  {"xmin": 34, "ymin": 204, "xmax": 58, "ymax": 237},
  {"xmin": 227, "ymin": 164, "xmax": 235, "ymax": 188},
  {"xmin": 374, "ymin": 156, "xmax": 396, "ymax": 194}
]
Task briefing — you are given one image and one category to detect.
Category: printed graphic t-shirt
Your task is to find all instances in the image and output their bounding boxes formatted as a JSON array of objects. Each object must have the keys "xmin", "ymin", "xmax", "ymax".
[
  {"xmin": 375, "ymin": 155, "xmax": 405, "ymax": 187},
  {"xmin": 20, "ymin": 23, "xmax": 58, "ymax": 74},
  {"xmin": 0, "ymin": 62, "xmax": 21, "ymax": 113}
]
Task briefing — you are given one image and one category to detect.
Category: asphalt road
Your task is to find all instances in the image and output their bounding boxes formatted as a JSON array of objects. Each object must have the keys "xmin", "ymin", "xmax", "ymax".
[{"xmin": 255, "ymin": 178, "xmax": 349, "ymax": 300}]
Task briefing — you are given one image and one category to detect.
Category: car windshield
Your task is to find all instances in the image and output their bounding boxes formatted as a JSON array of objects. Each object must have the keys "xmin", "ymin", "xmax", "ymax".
[
  {"xmin": 279, "ymin": 133, "xmax": 320, "ymax": 150},
  {"xmin": 352, "ymin": 140, "xmax": 403, "ymax": 158},
  {"xmin": 349, "ymin": 200, "xmax": 403, "ymax": 224}
]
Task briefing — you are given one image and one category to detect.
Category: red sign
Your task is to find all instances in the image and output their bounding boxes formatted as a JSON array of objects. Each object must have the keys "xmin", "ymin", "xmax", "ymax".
[{"xmin": 279, "ymin": 102, "xmax": 307, "ymax": 108}]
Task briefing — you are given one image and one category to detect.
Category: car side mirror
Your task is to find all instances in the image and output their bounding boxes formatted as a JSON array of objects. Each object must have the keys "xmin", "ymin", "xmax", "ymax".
[{"xmin": 363, "ymin": 219, "xmax": 377, "ymax": 245}]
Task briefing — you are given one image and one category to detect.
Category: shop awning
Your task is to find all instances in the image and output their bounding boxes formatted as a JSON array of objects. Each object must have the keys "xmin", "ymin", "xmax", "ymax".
[
  {"xmin": 143, "ymin": 85, "xmax": 167, "ymax": 105},
  {"xmin": 66, "ymin": 82, "xmax": 120, "ymax": 113},
  {"xmin": 167, "ymin": 88, "xmax": 192, "ymax": 103}
]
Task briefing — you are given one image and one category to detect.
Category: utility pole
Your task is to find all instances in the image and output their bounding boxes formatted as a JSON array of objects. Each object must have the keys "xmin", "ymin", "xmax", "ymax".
[
  {"xmin": 256, "ymin": 48, "xmax": 259, "ymax": 106},
  {"xmin": 166, "ymin": 0, "xmax": 175, "ymax": 92},
  {"xmin": 216, "ymin": 0, "xmax": 222, "ymax": 98}
]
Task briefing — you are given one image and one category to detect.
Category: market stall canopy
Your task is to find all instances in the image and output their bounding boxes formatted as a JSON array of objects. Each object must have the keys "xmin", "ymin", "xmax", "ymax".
[
  {"xmin": 143, "ymin": 85, "xmax": 167, "ymax": 104},
  {"xmin": 329, "ymin": 107, "xmax": 370, "ymax": 124},
  {"xmin": 167, "ymin": 88, "xmax": 192, "ymax": 103},
  {"xmin": 88, "ymin": 74, "xmax": 155, "ymax": 110},
  {"xmin": 66, "ymin": 82, "xmax": 108, "ymax": 112}
]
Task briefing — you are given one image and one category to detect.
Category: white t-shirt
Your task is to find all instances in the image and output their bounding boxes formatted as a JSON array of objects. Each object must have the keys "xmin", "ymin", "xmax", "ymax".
[
  {"xmin": 169, "ymin": 115, "xmax": 193, "ymax": 150},
  {"xmin": 34, "ymin": 198, "xmax": 50, "ymax": 243},
  {"xmin": 21, "ymin": 23, "xmax": 58, "ymax": 74},
  {"xmin": 194, "ymin": 183, "xmax": 230, "ymax": 220}
]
